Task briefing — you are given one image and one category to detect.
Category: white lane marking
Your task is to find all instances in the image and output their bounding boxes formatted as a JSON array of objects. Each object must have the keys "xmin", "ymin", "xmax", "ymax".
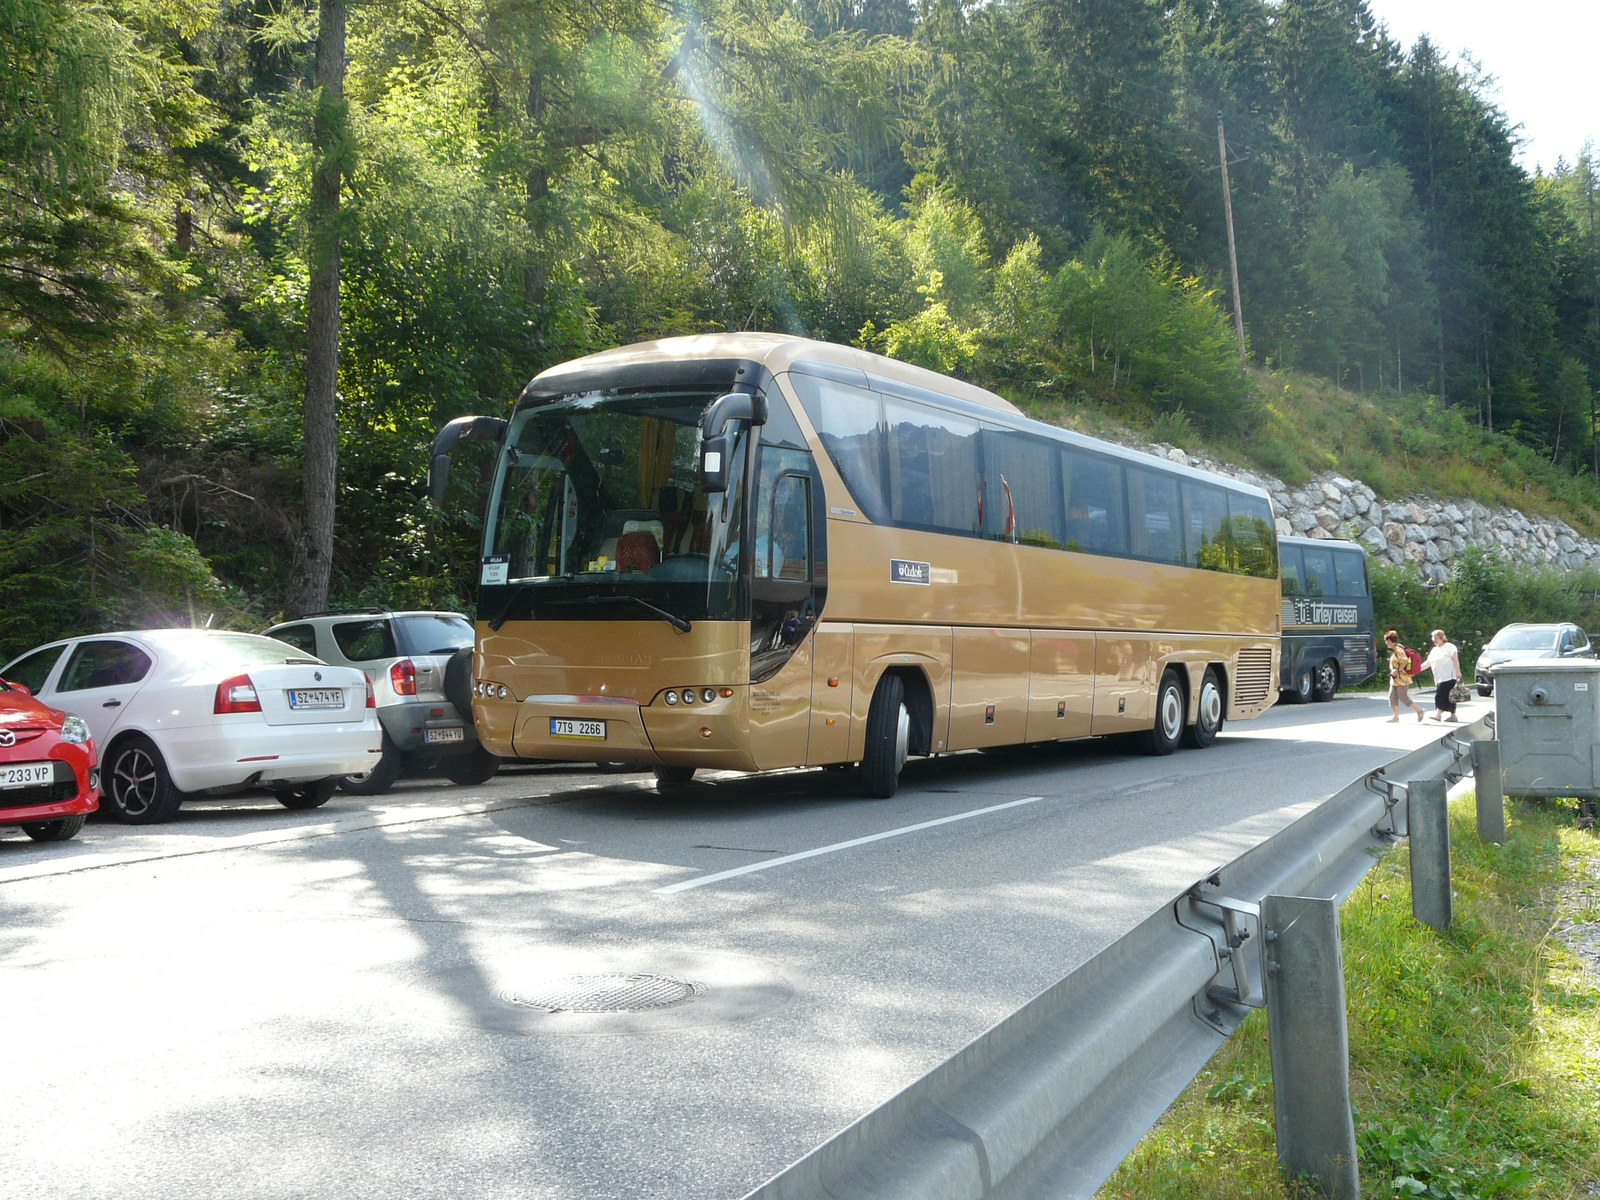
[{"xmin": 654, "ymin": 795, "xmax": 1044, "ymax": 894}]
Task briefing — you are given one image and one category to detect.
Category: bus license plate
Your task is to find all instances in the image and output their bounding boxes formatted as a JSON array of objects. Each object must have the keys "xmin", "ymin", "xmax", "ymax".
[
  {"xmin": 289, "ymin": 689, "xmax": 344, "ymax": 710},
  {"xmin": 550, "ymin": 718, "xmax": 605, "ymax": 741},
  {"xmin": 424, "ymin": 727, "xmax": 464, "ymax": 744},
  {"xmin": 0, "ymin": 762, "xmax": 53, "ymax": 789}
]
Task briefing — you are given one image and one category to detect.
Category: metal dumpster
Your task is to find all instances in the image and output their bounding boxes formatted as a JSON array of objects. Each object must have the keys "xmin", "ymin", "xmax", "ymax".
[{"xmin": 1491, "ymin": 658, "xmax": 1600, "ymax": 799}]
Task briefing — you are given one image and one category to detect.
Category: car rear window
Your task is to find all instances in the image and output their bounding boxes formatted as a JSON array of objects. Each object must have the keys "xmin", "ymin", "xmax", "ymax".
[
  {"xmin": 332, "ymin": 619, "xmax": 398, "ymax": 661},
  {"xmin": 207, "ymin": 635, "xmax": 323, "ymax": 668},
  {"xmin": 393, "ymin": 615, "xmax": 473, "ymax": 657}
]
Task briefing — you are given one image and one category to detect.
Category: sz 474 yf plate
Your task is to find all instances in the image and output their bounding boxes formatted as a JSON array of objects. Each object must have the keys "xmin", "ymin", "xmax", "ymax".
[{"xmin": 289, "ymin": 688, "xmax": 344, "ymax": 710}]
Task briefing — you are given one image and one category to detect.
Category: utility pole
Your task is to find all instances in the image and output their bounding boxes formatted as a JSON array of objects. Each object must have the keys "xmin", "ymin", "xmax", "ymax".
[
  {"xmin": 1218, "ymin": 112, "xmax": 1246, "ymax": 360},
  {"xmin": 1588, "ymin": 154, "xmax": 1597, "ymax": 479}
]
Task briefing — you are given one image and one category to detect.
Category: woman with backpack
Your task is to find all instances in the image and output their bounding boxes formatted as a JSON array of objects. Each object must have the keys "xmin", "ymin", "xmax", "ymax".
[{"xmin": 1384, "ymin": 630, "xmax": 1426, "ymax": 723}]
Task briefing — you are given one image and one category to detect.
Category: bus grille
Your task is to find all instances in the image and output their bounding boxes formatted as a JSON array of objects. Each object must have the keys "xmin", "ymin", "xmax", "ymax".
[{"xmin": 1234, "ymin": 648, "xmax": 1274, "ymax": 705}]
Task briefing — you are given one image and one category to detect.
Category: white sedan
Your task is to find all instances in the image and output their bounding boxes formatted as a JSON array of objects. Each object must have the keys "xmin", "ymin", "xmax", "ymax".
[{"xmin": 0, "ymin": 629, "xmax": 382, "ymax": 823}]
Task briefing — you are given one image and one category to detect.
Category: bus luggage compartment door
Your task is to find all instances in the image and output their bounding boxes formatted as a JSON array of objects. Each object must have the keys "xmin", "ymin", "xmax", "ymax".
[
  {"xmin": 949, "ymin": 628, "xmax": 1030, "ymax": 750},
  {"xmin": 1027, "ymin": 632, "xmax": 1094, "ymax": 742}
]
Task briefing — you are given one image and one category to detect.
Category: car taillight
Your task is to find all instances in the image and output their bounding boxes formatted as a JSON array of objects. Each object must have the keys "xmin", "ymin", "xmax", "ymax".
[
  {"xmin": 390, "ymin": 659, "xmax": 417, "ymax": 696},
  {"xmin": 214, "ymin": 674, "xmax": 262, "ymax": 714},
  {"xmin": 365, "ymin": 675, "xmax": 376, "ymax": 708}
]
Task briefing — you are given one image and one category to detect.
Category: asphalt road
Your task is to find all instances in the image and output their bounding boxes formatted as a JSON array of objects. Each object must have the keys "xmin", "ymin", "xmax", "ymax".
[{"xmin": 0, "ymin": 691, "xmax": 1479, "ymax": 1200}]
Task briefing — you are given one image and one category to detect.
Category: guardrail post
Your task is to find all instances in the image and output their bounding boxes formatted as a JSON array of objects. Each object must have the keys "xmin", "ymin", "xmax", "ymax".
[
  {"xmin": 1262, "ymin": 894, "xmax": 1360, "ymax": 1200},
  {"xmin": 1471, "ymin": 740, "xmax": 1505, "ymax": 844},
  {"xmin": 1408, "ymin": 778, "xmax": 1452, "ymax": 929}
]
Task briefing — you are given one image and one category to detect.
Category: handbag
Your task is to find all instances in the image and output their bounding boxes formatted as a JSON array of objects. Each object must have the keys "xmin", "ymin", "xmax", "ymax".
[{"xmin": 1449, "ymin": 683, "xmax": 1471, "ymax": 704}]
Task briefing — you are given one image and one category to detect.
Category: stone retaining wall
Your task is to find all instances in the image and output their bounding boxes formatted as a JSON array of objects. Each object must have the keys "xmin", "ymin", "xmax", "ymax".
[{"xmin": 1111, "ymin": 436, "xmax": 1600, "ymax": 584}]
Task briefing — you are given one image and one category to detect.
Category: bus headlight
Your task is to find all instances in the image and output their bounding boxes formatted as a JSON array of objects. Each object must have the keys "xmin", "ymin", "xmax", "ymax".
[
  {"xmin": 664, "ymin": 691, "xmax": 678, "ymax": 705},
  {"xmin": 701, "ymin": 688, "xmax": 715, "ymax": 703},
  {"xmin": 681, "ymin": 689, "xmax": 696, "ymax": 704}
]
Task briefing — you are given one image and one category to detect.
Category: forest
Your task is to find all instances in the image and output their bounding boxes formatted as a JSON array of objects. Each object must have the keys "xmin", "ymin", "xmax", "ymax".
[{"xmin": 3, "ymin": 0, "xmax": 1599, "ymax": 650}]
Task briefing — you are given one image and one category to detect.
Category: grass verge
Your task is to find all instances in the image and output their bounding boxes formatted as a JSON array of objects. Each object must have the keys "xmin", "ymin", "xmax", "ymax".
[{"xmin": 1098, "ymin": 795, "xmax": 1600, "ymax": 1200}]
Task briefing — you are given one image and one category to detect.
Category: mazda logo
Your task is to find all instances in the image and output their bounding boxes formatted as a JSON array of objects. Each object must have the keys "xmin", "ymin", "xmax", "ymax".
[{"xmin": 0, "ymin": 730, "xmax": 14, "ymax": 747}]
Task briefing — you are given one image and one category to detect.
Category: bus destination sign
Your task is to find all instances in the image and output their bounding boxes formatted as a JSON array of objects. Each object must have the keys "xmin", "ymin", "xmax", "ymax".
[
  {"xmin": 890, "ymin": 558, "xmax": 931, "ymax": 585},
  {"xmin": 1284, "ymin": 598, "xmax": 1360, "ymax": 628}
]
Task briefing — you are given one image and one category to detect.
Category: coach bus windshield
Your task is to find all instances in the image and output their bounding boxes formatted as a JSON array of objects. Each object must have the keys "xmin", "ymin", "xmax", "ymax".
[{"xmin": 482, "ymin": 388, "xmax": 746, "ymax": 624}]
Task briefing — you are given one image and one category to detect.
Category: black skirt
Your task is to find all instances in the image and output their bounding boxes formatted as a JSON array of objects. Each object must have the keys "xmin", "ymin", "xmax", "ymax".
[{"xmin": 1434, "ymin": 679, "xmax": 1457, "ymax": 714}]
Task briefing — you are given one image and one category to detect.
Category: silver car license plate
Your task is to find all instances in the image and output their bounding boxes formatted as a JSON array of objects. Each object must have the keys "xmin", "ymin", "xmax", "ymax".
[
  {"xmin": 424, "ymin": 727, "xmax": 464, "ymax": 744},
  {"xmin": 289, "ymin": 688, "xmax": 344, "ymax": 710},
  {"xmin": 0, "ymin": 762, "xmax": 53, "ymax": 789},
  {"xmin": 550, "ymin": 718, "xmax": 605, "ymax": 740}
]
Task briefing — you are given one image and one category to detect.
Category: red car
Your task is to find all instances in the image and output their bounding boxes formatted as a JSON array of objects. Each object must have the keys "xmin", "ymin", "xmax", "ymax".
[{"xmin": 0, "ymin": 676, "xmax": 98, "ymax": 842}]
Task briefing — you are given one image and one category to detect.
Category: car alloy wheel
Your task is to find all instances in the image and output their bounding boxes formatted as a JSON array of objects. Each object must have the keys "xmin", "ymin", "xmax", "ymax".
[{"xmin": 111, "ymin": 745, "xmax": 160, "ymax": 819}]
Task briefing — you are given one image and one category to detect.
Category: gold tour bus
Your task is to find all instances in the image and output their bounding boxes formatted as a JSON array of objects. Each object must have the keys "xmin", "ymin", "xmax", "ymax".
[{"xmin": 428, "ymin": 334, "xmax": 1280, "ymax": 797}]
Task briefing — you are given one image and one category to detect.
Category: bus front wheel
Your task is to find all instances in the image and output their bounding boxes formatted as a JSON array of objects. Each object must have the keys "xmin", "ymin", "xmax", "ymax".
[
  {"xmin": 1139, "ymin": 670, "xmax": 1185, "ymax": 756},
  {"xmin": 860, "ymin": 674, "xmax": 910, "ymax": 799}
]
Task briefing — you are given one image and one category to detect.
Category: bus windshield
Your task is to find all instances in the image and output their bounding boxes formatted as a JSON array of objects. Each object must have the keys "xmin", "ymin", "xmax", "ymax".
[{"xmin": 483, "ymin": 388, "xmax": 746, "ymax": 622}]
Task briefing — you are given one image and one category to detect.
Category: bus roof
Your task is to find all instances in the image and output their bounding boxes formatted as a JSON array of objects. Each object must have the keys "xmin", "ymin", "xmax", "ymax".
[{"xmin": 521, "ymin": 334, "xmax": 1271, "ymax": 501}]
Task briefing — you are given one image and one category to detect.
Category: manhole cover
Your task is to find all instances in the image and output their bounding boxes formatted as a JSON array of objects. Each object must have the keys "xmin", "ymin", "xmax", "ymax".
[{"xmin": 501, "ymin": 973, "xmax": 706, "ymax": 1013}]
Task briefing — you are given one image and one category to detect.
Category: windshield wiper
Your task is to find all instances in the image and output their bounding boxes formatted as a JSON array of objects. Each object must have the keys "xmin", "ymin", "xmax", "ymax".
[
  {"xmin": 546, "ymin": 594, "xmax": 693, "ymax": 633},
  {"xmin": 488, "ymin": 582, "xmax": 532, "ymax": 632}
]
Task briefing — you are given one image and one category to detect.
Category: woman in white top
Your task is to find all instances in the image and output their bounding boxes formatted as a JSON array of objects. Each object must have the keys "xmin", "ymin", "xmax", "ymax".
[{"xmin": 1424, "ymin": 629, "xmax": 1461, "ymax": 723}]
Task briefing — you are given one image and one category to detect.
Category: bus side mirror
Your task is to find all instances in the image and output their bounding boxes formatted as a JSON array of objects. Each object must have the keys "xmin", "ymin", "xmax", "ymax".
[
  {"xmin": 427, "ymin": 415, "xmax": 508, "ymax": 506},
  {"xmin": 700, "ymin": 434, "xmax": 731, "ymax": 493},
  {"xmin": 697, "ymin": 391, "xmax": 764, "ymax": 495}
]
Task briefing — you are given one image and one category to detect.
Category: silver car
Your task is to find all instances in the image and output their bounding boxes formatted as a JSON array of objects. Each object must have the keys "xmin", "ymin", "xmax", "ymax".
[
  {"xmin": 264, "ymin": 610, "xmax": 496, "ymax": 793},
  {"xmin": 1473, "ymin": 622, "xmax": 1594, "ymax": 696}
]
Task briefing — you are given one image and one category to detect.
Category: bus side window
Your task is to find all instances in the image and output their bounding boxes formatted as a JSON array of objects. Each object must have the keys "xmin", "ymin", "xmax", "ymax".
[
  {"xmin": 787, "ymin": 373, "xmax": 888, "ymax": 523},
  {"xmin": 1228, "ymin": 493, "xmax": 1279, "ymax": 579},
  {"xmin": 1280, "ymin": 545, "xmax": 1306, "ymax": 595},
  {"xmin": 1126, "ymin": 468, "xmax": 1183, "ymax": 565},
  {"xmin": 754, "ymin": 466, "xmax": 812, "ymax": 581},
  {"xmin": 884, "ymin": 398, "xmax": 982, "ymax": 535},
  {"xmin": 1181, "ymin": 481, "xmax": 1231, "ymax": 572},
  {"xmin": 1333, "ymin": 550, "xmax": 1368, "ymax": 597},
  {"xmin": 1301, "ymin": 546, "xmax": 1334, "ymax": 597},
  {"xmin": 1060, "ymin": 448, "xmax": 1127, "ymax": 556},
  {"xmin": 985, "ymin": 430, "xmax": 1063, "ymax": 547}
]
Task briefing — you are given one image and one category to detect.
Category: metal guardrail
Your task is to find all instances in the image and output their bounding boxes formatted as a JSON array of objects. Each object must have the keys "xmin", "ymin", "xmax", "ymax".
[{"xmin": 744, "ymin": 717, "xmax": 1489, "ymax": 1200}]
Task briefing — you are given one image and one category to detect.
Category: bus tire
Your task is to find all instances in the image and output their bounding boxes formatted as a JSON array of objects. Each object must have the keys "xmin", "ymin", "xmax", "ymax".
[
  {"xmin": 1289, "ymin": 665, "xmax": 1315, "ymax": 704},
  {"xmin": 859, "ymin": 674, "xmax": 910, "ymax": 798},
  {"xmin": 1181, "ymin": 667, "xmax": 1225, "ymax": 750},
  {"xmin": 1139, "ymin": 670, "xmax": 1185, "ymax": 757},
  {"xmin": 1312, "ymin": 659, "xmax": 1340, "ymax": 703},
  {"xmin": 654, "ymin": 765, "xmax": 696, "ymax": 791}
]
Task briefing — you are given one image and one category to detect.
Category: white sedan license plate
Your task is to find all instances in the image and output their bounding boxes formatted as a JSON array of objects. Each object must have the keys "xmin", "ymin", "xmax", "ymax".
[
  {"xmin": 550, "ymin": 718, "xmax": 606, "ymax": 741},
  {"xmin": 289, "ymin": 688, "xmax": 344, "ymax": 710},
  {"xmin": 424, "ymin": 727, "xmax": 464, "ymax": 744},
  {"xmin": 0, "ymin": 762, "xmax": 53, "ymax": 789}
]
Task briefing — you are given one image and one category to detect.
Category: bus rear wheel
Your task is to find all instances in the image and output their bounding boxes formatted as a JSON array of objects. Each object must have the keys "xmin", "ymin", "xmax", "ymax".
[
  {"xmin": 1139, "ymin": 670, "xmax": 1185, "ymax": 756},
  {"xmin": 1311, "ymin": 659, "xmax": 1340, "ymax": 703},
  {"xmin": 1181, "ymin": 667, "xmax": 1224, "ymax": 749},
  {"xmin": 654, "ymin": 765, "xmax": 696, "ymax": 791},
  {"xmin": 1288, "ymin": 665, "xmax": 1315, "ymax": 705},
  {"xmin": 859, "ymin": 674, "xmax": 910, "ymax": 798}
]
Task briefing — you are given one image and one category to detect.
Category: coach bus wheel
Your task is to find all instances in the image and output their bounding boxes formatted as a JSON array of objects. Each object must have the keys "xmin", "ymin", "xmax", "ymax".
[
  {"xmin": 1312, "ymin": 659, "xmax": 1340, "ymax": 703},
  {"xmin": 859, "ymin": 674, "xmax": 910, "ymax": 798},
  {"xmin": 654, "ymin": 765, "xmax": 696, "ymax": 791},
  {"xmin": 1290, "ymin": 665, "xmax": 1315, "ymax": 705},
  {"xmin": 1181, "ymin": 668, "xmax": 1224, "ymax": 750},
  {"xmin": 1139, "ymin": 670, "xmax": 1185, "ymax": 757}
]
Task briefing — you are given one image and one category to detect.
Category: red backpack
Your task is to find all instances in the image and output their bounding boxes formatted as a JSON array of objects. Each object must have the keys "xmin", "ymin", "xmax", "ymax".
[{"xmin": 1404, "ymin": 646, "xmax": 1423, "ymax": 676}]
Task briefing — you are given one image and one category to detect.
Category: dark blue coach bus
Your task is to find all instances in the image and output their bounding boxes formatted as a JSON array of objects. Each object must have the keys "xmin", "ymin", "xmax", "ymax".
[{"xmin": 1278, "ymin": 535, "xmax": 1377, "ymax": 702}]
